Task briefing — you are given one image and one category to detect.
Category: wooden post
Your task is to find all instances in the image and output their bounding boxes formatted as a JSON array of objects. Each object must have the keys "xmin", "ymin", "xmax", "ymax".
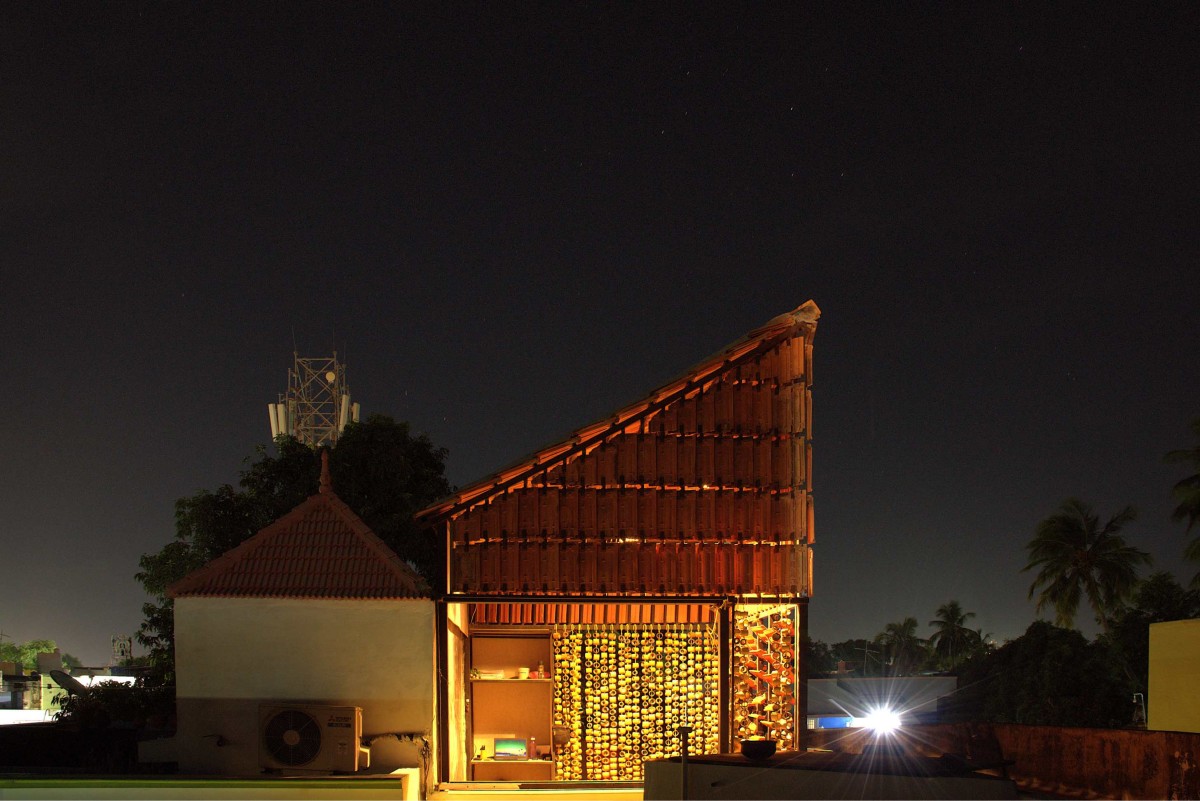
[
  {"xmin": 719, "ymin": 602, "xmax": 731, "ymax": 753},
  {"xmin": 677, "ymin": 725, "xmax": 693, "ymax": 800}
]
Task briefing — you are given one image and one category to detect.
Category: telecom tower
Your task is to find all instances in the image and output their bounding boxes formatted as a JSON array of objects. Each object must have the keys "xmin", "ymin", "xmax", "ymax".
[{"xmin": 268, "ymin": 352, "xmax": 361, "ymax": 447}]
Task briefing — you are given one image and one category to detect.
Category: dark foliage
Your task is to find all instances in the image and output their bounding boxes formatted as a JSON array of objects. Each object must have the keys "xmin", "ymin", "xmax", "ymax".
[
  {"xmin": 946, "ymin": 621, "xmax": 1135, "ymax": 728},
  {"xmin": 1024, "ymin": 499, "xmax": 1151, "ymax": 632},
  {"xmin": 1165, "ymin": 418, "xmax": 1200, "ymax": 587},
  {"xmin": 827, "ymin": 638, "xmax": 886, "ymax": 676},
  {"xmin": 874, "ymin": 616, "xmax": 931, "ymax": 676},
  {"xmin": 0, "ymin": 638, "xmax": 58, "ymax": 671},
  {"xmin": 804, "ymin": 638, "xmax": 836, "ymax": 677},
  {"xmin": 1103, "ymin": 571, "xmax": 1200, "ymax": 693},
  {"xmin": 56, "ymin": 681, "xmax": 175, "ymax": 730},
  {"xmin": 327, "ymin": 416, "xmax": 454, "ymax": 583}
]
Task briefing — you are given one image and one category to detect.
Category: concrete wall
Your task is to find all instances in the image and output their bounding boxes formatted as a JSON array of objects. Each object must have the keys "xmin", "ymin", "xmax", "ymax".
[
  {"xmin": 809, "ymin": 723, "xmax": 1200, "ymax": 799},
  {"xmin": 36, "ymin": 651, "xmax": 61, "ymax": 713},
  {"xmin": 169, "ymin": 597, "xmax": 434, "ymax": 780},
  {"xmin": 1150, "ymin": 618, "xmax": 1200, "ymax": 734}
]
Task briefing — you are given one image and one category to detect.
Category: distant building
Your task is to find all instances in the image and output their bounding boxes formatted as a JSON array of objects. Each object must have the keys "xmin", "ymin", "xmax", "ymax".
[
  {"xmin": 1, "ymin": 650, "xmax": 74, "ymax": 724},
  {"xmin": 0, "ymin": 660, "xmax": 37, "ymax": 718},
  {"xmin": 806, "ymin": 676, "xmax": 958, "ymax": 730}
]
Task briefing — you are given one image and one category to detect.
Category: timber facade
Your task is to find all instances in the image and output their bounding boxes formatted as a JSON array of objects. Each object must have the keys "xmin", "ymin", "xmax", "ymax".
[{"xmin": 418, "ymin": 301, "xmax": 819, "ymax": 785}]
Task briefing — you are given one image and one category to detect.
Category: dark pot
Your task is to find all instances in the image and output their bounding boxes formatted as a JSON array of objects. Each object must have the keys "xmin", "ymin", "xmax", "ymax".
[{"xmin": 740, "ymin": 739, "xmax": 777, "ymax": 760}]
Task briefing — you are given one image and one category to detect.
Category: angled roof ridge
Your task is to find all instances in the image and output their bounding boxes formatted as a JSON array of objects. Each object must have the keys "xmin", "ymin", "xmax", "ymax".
[
  {"xmin": 168, "ymin": 484, "xmax": 429, "ymax": 599},
  {"xmin": 417, "ymin": 301, "xmax": 819, "ymax": 522},
  {"xmin": 314, "ymin": 490, "xmax": 430, "ymax": 582}
]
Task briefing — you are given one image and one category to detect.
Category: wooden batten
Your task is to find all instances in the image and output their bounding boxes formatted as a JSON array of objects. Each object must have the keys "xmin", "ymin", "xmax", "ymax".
[
  {"xmin": 449, "ymin": 541, "xmax": 812, "ymax": 599},
  {"xmin": 469, "ymin": 602, "xmax": 717, "ymax": 626}
]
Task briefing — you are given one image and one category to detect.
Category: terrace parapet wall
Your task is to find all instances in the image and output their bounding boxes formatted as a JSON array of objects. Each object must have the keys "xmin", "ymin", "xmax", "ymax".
[{"xmin": 809, "ymin": 723, "xmax": 1200, "ymax": 800}]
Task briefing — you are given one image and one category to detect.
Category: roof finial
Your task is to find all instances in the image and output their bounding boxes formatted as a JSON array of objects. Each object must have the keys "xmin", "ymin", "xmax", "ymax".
[{"xmin": 319, "ymin": 448, "xmax": 332, "ymax": 494}]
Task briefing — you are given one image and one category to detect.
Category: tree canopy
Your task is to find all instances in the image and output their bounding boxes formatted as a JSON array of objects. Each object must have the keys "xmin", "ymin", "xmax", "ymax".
[
  {"xmin": 807, "ymin": 601, "xmax": 992, "ymax": 679},
  {"xmin": 928, "ymin": 600, "xmax": 981, "ymax": 671},
  {"xmin": 873, "ymin": 617, "xmax": 928, "ymax": 675},
  {"xmin": 1024, "ymin": 498, "xmax": 1151, "ymax": 633},
  {"xmin": 135, "ymin": 415, "xmax": 452, "ymax": 685},
  {"xmin": 1104, "ymin": 571, "xmax": 1200, "ymax": 693},
  {"xmin": 946, "ymin": 620, "xmax": 1134, "ymax": 727},
  {"xmin": 0, "ymin": 639, "xmax": 58, "ymax": 671}
]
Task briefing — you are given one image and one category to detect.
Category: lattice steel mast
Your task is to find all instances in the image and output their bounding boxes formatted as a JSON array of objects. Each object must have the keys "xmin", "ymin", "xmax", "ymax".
[{"xmin": 268, "ymin": 352, "xmax": 360, "ymax": 447}]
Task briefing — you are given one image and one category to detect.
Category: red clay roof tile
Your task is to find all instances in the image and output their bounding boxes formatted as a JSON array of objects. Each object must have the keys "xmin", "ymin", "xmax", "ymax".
[{"xmin": 168, "ymin": 480, "xmax": 429, "ymax": 600}]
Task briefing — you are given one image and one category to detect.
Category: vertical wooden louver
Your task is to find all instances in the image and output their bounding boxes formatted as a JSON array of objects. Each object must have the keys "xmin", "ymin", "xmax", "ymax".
[{"xmin": 418, "ymin": 302, "xmax": 819, "ymax": 599}]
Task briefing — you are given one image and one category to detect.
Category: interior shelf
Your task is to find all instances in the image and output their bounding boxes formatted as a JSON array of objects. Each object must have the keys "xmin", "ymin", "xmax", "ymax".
[{"xmin": 469, "ymin": 630, "xmax": 555, "ymax": 781}]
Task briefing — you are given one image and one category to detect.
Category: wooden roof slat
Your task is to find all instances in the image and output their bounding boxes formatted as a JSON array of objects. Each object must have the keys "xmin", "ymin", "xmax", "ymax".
[{"xmin": 418, "ymin": 301, "xmax": 819, "ymax": 522}]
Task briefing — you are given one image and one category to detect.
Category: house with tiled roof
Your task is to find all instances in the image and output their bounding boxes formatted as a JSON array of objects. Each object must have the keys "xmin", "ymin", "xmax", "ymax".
[{"xmin": 142, "ymin": 452, "xmax": 434, "ymax": 788}]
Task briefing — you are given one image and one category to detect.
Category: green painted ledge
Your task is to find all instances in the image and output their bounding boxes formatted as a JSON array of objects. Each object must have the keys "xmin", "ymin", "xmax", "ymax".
[{"xmin": 0, "ymin": 776, "xmax": 409, "ymax": 800}]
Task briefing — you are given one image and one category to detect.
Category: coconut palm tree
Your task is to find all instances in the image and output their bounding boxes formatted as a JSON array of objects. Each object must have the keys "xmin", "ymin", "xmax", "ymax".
[
  {"xmin": 873, "ymin": 617, "xmax": 927, "ymax": 675},
  {"xmin": 928, "ymin": 600, "xmax": 978, "ymax": 670},
  {"xmin": 968, "ymin": 628, "xmax": 997, "ymax": 660},
  {"xmin": 1165, "ymin": 418, "xmax": 1200, "ymax": 587},
  {"xmin": 1023, "ymin": 498, "xmax": 1151, "ymax": 633}
]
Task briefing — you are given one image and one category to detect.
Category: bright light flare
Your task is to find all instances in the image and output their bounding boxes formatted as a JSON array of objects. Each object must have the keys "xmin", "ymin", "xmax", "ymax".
[{"xmin": 862, "ymin": 707, "xmax": 901, "ymax": 734}]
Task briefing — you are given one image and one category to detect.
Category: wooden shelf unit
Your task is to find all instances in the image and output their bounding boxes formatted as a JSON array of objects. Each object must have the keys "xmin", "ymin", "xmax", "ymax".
[
  {"xmin": 469, "ymin": 628, "xmax": 554, "ymax": 781},
  {"xmin": 470, "ymin": 758, "xmax": 555, "ymax": 782}
]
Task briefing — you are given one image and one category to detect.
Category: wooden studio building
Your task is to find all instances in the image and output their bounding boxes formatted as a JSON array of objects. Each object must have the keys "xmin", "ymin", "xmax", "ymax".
[{"xmin": 418, "ymin": 301, "xmax": 820, "ymax": 785}]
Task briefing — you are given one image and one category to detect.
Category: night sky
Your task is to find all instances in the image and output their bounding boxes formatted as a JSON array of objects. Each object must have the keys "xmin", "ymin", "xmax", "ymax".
[{"xmin": 4, "ymin": 4, "xmax": 1197, "ymax": 665}]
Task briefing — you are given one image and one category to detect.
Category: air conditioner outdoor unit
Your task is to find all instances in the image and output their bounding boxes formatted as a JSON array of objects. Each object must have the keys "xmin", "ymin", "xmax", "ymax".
[{"xmin": 259, "ymin": 703, "xmax": 368, "ymax": 772}]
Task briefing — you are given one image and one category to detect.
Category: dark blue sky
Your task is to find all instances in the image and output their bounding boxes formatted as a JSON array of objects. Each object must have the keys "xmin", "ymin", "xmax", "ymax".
[{"xmin": 4, "ymin": 4, "xmax": 1197, "ymax": 663}]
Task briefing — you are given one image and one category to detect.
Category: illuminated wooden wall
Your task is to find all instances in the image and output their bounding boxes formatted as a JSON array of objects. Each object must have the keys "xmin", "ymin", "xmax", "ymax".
[{"xmin": 421, "ymin": 303, "xmax": 819, "ymax": 599}]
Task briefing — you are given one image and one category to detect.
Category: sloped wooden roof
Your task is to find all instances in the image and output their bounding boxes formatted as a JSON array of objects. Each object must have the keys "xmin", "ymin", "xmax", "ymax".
[
  {"xmin": 169, "ymin": 453, "xmax": 429, "ymax": 600},
  {"xmin": 418, "ymin": 301, "xmax": 820, "ymax": 522},
  {"xmin": 417, "ymin": 302, "xmax": 820, "ymax": 599}
]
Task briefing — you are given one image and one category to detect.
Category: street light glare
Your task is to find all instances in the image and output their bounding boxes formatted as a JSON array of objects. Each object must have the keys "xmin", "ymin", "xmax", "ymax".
[{"xmin": 864, "ymin": 707, "xmax": 901, "ymax": 734}]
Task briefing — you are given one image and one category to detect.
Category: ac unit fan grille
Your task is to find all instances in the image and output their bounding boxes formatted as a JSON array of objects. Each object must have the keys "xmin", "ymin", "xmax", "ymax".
[{"xmin": 263, "ymin": 708, "xmax": 323, "ymax": 766}]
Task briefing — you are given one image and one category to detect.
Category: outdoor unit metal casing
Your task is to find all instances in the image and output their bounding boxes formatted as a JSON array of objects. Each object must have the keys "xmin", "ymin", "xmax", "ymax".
[{"xmin": 258, "ymin": 703, "xmax": 364, "ymax": 772}]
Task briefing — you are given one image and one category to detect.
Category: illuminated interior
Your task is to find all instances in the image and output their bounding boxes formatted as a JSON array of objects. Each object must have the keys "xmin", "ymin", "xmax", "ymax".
[
  {"xmin": 449, "ymin": 601, "xmax": 723, "ymax": 782},
  {"xmin": 732, "ymin": 603, "xmax": 799, "ymax": 750},
  {"xmin": 551, "ymin": 622, "xmax": 719, "ymax": 781}
]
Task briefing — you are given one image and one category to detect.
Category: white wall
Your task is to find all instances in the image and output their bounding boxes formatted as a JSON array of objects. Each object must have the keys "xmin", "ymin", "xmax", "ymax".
[
  {"xmin": 0, "ymin": 710, "xmax": 54, "ymax": 725},
  {"xmin": 169, "ymin": 596, "xmax": 435, "ymax": 779}
]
